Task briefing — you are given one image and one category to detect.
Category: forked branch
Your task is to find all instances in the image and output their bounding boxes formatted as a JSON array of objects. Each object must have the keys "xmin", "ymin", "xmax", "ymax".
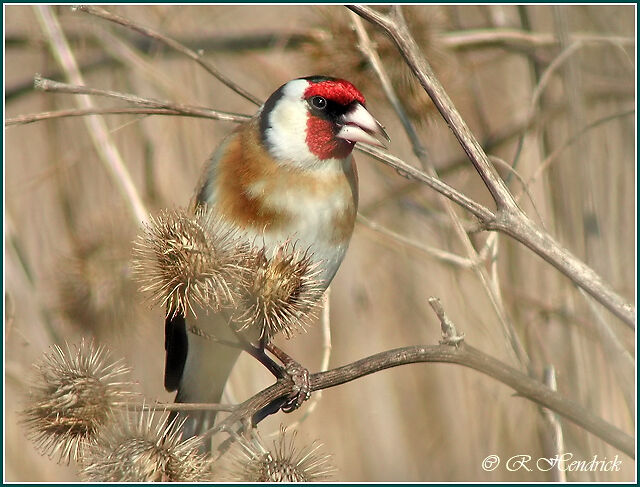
[{"xmin": 348, "ymin": 5, "xmax": 635, "ymax": 328}]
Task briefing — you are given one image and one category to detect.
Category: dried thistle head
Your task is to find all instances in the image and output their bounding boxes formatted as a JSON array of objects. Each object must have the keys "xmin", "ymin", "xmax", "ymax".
[
  {"xmin": 306, "ymin": 6, "xmax": 459, "ymax": 124},
  {"xmin": 80, "ymin": 410, "xmax": 212, "ymax": 482},
  {"xmin": 133, "ymin": 207, "xmax": 251, "ymax": 318},
  {"xmin": 233, "ymin": 243, "xmax": 325, "ymax": 341},
  {"xmin": 20, "ymin": 340, "xmax": 130, "ymax": 463},
  {"xmin": 218, "ymin": 427, "xmax": 336, "ymax": 482},
  {"xmin": 53, "ymin": 220, "xmax": 138, "ymax": 337}
]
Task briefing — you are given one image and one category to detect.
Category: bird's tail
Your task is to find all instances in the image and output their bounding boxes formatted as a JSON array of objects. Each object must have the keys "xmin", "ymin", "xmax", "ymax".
[{"xmin": 165, "ymin": 313, "xmax": 241, "ymax": 452}]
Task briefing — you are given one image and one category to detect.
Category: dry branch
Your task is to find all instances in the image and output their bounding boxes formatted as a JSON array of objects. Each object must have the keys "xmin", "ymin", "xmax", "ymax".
[
  {"xmin": 205, "ymin": 341, "xmax": 634, "ymax": 459},
  {"xmin": 348, "ymin": 5, "xmax": 635, "ymax": 329},
  {"xmin": 349, "ymin": 11, "xmax": 529, "ymax": 368}
]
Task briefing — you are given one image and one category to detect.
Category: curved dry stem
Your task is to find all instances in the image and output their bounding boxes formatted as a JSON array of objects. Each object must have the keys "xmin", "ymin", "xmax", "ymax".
[
  {"xmin": 205, "ymin": 341, "xmax": 634, "ymax": 459},
  {"xmin": 75, "ymin": 5, "xmax": 262, "ymax": 106},
  {"xmin": 358, "ymin": 215, "xmax": 480, "ymax": 269},
  {"xmin": 519, "ymin": 108, "xmax": 635, "ymax": 198}
]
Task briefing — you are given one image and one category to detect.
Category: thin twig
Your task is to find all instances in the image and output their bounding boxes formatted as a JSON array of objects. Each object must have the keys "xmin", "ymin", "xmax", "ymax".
[
  {"xmin": 441, "ymin": 28, "xmax": 635, "ymax": 51},
  {"xmin": 428, "ymin": 297, "xmax": 465, "ymax": 346},
  {"xmin": 540, "ymin": 366, "xmax": 567, "ymax": 482},
  {"xmin": 6, "ymin": 107, "xmax": 189, "ymax": 126},
  {"xmin": 488, "ymin": 155, "xmax": 545, "ymax": 229},
  {"xmin": 287, "ymin": 287, "xmax": 333, "ymax": 429},
  {"xmin": 75, "ymin": 5, "xmax": 262, "ymax": 106},
  {"xmin": 578, "ymin": 288, "xmax": 635, "ymax": 412},
  {"xmin": 33, "ymin": 76, "xmax": 251, "ymax": 123},
  {"xmin": 34, "ymin": 6, "xmax": 148, "ymax": 225},
  {"xmin": 519, "ymin": 108, "xmax": 635, "ymax": 198},
  {"xmin": 90, "ymin": 23, "xmax": 184, "ymax": 102},
  {"xmin": 349, "ymin": 11, "xmax": 428, "ymax": 162},
  {"xmin": 112, "ymin": 400, "xmax": 236, "ymax": 413},
  {"xmin": 358, "ymin": 215, "xmax": 480, "ymax": 269},
  {"xmin": 357, "ymin": 144, "xmax": 496, "ymax": 222},
  {"xmin": 512, "ymin": 36, "xmax": 634, "ymax": 171}
]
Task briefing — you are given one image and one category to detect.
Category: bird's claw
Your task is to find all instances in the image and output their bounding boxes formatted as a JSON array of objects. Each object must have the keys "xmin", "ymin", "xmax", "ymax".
[{"xmin": 281, "ymin": 361, "xmax": 311, "ymax": 413}]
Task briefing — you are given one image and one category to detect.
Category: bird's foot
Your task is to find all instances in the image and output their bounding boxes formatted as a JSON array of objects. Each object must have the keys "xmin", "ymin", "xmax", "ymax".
[
  {"xmin": 280, "ymin": 359, "xmax": 311, "ymax": 413},
  {"xmin": 242, "ymin": 338, "xmax": 311, "ymax": 420},
  {"xmin": 265, "ymin": 342, "xmax": 311, "ymax": 413}
]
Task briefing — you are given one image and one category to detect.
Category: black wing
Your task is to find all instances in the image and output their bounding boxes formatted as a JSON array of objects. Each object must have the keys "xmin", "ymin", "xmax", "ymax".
[{"xmin": 164, "ymin": 312, "xmax": 188, "ymax": 391}]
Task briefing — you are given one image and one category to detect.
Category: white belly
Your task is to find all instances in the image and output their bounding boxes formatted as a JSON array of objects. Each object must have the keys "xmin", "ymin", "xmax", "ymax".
[{"xmin": 238, "ymin": 188, "xmax": 353, "ymax": 288}]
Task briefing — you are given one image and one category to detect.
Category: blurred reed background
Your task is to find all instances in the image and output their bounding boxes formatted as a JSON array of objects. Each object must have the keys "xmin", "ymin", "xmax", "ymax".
[{"xmin": 4, "ymin": 4, "xmax": 635, "ymax": 481}]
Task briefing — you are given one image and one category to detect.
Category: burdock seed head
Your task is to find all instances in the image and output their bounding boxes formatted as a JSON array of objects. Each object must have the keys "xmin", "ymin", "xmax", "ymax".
[
  {"xmin": 218, "ymin": 426, "xmax": 336, "ymax": 482},
  {"xmin": 21, "ymin": 340, "xmax": 130, "ymax": 463},
  {"xmin": 53, "ymin": 217, "xmax": 138, "ymax": 338},
  {"xmin": 80, "ymin": 410, "xmax": 212, "ymax": 482},
  {"xmin": 305, "ymin": 6, "xmax": 458, "ymax": 125},
  {"xmin": 233, "ymin": 243, "xmax": 325, "ymax": 341},
  {"xmin": 133, "ymin": 207, "xmax": 251, "ymax": 318}
]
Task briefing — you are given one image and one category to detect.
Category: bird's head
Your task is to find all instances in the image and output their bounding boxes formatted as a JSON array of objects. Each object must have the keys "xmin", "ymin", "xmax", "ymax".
[{"xmin": 258, "ymin": 76, "xmax": 389, "ymax": 168}]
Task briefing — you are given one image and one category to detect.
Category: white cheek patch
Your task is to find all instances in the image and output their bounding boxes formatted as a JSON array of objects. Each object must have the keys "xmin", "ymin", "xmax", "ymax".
[
  {"xmin": 264, "ymin": 79, "xmax": 340, "ymax": 169},
  {"xmin": 264, "ymin": 80, "xmax": 314, "ymax": 167},
  {"xmin": 265, "ymin": 99, "xmax": 311, "ymax": 165},
  {"xmin": 263, "ymin": 79, "xmax": 352, "ymax": 172}
]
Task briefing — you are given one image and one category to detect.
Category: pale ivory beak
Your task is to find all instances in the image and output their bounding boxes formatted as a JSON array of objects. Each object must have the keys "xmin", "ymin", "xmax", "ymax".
[{"xmin": 336, "ymin": 102, "xmax": 390, "ymax": 149}]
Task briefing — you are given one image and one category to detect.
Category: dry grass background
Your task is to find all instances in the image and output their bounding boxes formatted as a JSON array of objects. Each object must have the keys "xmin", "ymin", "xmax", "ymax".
[{"xmin": 4, "ymin": 4, "xmax": 636, "ymax": 482}]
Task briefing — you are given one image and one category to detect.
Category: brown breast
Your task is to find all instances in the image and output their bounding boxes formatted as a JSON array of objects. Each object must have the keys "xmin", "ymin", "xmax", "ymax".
[{"xmin": 212, "ymin": 120, "xmax": 358, "ymax": 245}]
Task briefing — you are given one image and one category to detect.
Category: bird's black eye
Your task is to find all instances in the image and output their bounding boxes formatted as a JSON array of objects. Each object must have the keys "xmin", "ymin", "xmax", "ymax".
[{"xmin": 310, "ymin": 96, "xmax": 327, "ymax": 110}]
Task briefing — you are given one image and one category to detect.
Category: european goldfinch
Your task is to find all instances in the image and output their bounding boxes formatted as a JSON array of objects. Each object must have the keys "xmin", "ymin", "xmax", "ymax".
[{"xmin": 165, "ymin": 76, "xmax": 388, "ymax": 444}]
